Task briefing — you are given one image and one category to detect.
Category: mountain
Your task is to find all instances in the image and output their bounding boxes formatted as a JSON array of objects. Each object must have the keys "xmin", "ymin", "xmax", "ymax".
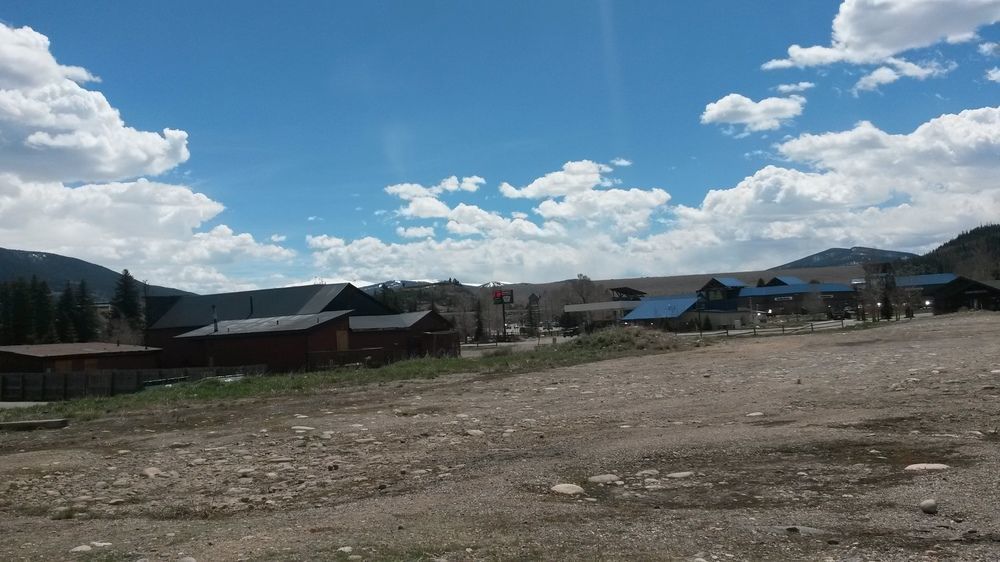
[
  {"xmin": 895, "ymin": 225, "xmax": 1000, "ymax": 280},
  {"xmin": 774, "ymin": 247, "xmax": 918, "ymax": 270},
  {"xmin": 0, "ymin": 247, "xmax": 192, "ymax": 301}
]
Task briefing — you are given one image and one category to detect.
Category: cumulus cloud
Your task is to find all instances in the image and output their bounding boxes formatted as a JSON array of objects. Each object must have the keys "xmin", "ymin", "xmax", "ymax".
[
  {"xmin": 763, "ymin": 0, "xmax": 1000, "ymax": 69},
  {"xmin": 499, "ymin": 160, "xmax": 611, "ymax": 198},
  {"xmin": 270, "ymin": 234, "xmax": 287, "ymax": 242},
  {"xmin": 701, "ymin": 93, "xmax": 806, "ymax": 134},
  {"xmin": 395, "ymin": 225, "xmax": 435, "ymax": 238},
  {"xmin": 384, "ymin": 175, "xmax": 484, "ymax": 200},
  {"xmin": 775, "ymin": 81, "xmax": 815, "ymax": 93},
  {"xmin": 853, "ymin": 58, "xmax": 956, "ymax": 93},
  {"xmin": 981, "ymin": 41, "xmax": 1000, "ymax": 56},
  {"xmin": 610, "ymin": 157, "xmax": 633, "ymax": 166},
  {"xmin": 308, "ymin": 107, "xmax": 1000, "ymax": 282},
  {"xmin": 988, "ymin": 67, "xmax": 1000, "ymax": 82},
  {"xmin": 0, "ymin": 23, "xmax": 292, "ymax": 291}
]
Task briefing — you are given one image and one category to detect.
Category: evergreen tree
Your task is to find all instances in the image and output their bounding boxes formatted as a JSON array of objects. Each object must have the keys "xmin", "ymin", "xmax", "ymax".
[
  {"xmin": 74, "ymin": 280, "xmax": 98, "ymax": 342},
  {"xmin": 9, "ymin": 279, "xmax": 32, "ymax": 345},
  {"xmin": 474, "ymin": 299, "xmax": 485, "ymax": 342},
  {"xmin": 55, "ymin": 283, "xmax": 78, "ymax": 343},
  {"xmin": 0, "ymin": 282, "xmax": 10, "ymax": 345},
  {"xmin": 30, "ymin": 276, "xmax": 56, "ymax": 343},
  {"xmin": 110, "ymin": 269, "xmax": 143, "ymax": 331}
]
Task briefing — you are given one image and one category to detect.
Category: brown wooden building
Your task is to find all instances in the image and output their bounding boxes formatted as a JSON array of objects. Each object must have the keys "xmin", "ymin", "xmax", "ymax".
[
  {"xmin": 148, "ymin": 284, "xmax": 459, "ymax": 372},
  {"xmin": 0, "ymin": 343, "xmax": 160, "ymax": 373}
]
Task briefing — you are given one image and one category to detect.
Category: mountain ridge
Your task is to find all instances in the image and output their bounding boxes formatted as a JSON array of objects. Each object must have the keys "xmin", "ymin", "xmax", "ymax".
[
  {"xmin": 774, "ymin": 246, "xmax": 918, "ymax": 270},
  {"xmin": 0, "ymin": 247, "xmax": 192, "ymax": 300}
]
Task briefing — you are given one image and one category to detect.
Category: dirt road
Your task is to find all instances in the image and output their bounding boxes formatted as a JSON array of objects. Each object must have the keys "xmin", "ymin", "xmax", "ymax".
[{"xmin": 2, "ymin": 313, "xmax": 999, "ymax": 561}]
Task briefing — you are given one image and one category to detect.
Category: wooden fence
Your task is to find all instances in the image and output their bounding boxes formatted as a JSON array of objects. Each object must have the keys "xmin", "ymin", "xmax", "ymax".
[{"xmin": 0, "ymin": 365, "xmax": 265, "ymax": 402}]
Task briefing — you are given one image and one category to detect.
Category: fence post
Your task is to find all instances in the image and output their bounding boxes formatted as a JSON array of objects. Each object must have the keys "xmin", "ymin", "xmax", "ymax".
[
  {"xmin": 781, "ymin": 326, "xmax": 785, "ymax": 335},
  {"xmin": 753, "ymin": 326, "xmax": 757, "ymax": 336},
  {"xmin": 841, "ymin": 319, "xmax": 845, "ymax": 329},
  {"xmin": 810, "ymin": 323, "xmax": 814, "ymax": 332},
  {"xmin": 725, "ymin": 328, "xmax": 729, "ymax": 336}
]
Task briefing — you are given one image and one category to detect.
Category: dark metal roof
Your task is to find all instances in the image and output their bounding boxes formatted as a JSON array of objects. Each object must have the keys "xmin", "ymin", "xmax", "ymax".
[
  {"xmin": 624, "ymin": 295, "xmax": 698, "ymax": 321},
  {"xmin": 767, "ymin": 276, "xmax": 806, "ymax": 286},
  {"xmin": 0, "ymin": 343, "xmax": 160, "ymax": 358},
  {"xmin": 349, "ymin": 311, "xmax": 432, "ymax": 331},
  {"xmin": 711, "ymin": 277, "xmax": 748, "ymax": 288},
  {"xmin": 896, "ymin": 274, "xmax": 958, "ymax": 288},
  {"xmin": 175, "ymin": 311, "xmax": 352, "ymax": 338},
  {"xmin": 739, "ymin": 283, "xmax": 854, "ymax": 298},
  {"xmin": 149, "ymin": 284, "xmax": 350, "ymax": 330}
]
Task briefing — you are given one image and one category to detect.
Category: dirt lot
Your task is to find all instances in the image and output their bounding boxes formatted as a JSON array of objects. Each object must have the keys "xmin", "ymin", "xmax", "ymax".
[{"xmin": 2, "ymin": 313, "xmax": 1000, "ymax": 561}]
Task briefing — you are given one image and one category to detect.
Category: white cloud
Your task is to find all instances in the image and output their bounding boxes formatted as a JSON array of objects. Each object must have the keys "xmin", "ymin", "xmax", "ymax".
[
  {"xmin": 981, "ymin": 41, "xmax": 1000, "ymax": 56},
  {"xmin": 700, "ymin": 94, "xmax": 806, "ymax": 134},
  {"xmin": 775, "ymin": 81, "xmax": 816, "ymax": 93},
  {"xmin": 399, "ymin": 196, "xmax": 451, "ymax": 218},
  {"xmin": 610, "ymin": 157, "xmax": 633, "ymax": 167},
  {"xmin": 0, "ymin": 27, "xmax": 189, "ymax": 183},
  {"xmin": 499, "ymin": 160, "xmax": 611, "ymax": 198},
  {"xmin": 534, "ymin": 188, "xmax": 670, "ymax": 233},
  {"xmin": 395, "ymin": 225, "xmax": 435, "ymax": 238},
  {"xmin": 987, "ymin": 67, "xmax": 1000, "ymax": 82},
  {"xmin": 270, "ymin": 234, "xmax": 287, "ymax": 242},
  {"xmin": 384, "ymin": 175, "xmax": 485, "ymax": 200},
  {"xmin": 308, "ymin": 107, "xmax": 1000, "ymax": 282},
  {"xmin": 0, "ymin": 23, "xmax": 291, "ymax": 292},
  {"xmin": 763, "ymin": 0, "xmax": 1000, "ymax": 69}
]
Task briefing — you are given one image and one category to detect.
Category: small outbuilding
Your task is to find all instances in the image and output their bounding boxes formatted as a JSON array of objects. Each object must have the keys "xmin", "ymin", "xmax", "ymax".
[{"xmin": 0, "ymin": 343, "xmax": 160, "ymax": 373}]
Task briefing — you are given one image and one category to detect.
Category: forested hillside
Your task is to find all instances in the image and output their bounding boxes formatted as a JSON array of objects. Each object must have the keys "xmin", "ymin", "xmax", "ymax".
[{"xmin": 895, "ymin": 225, "xmax": 1000, "ymax": 280}]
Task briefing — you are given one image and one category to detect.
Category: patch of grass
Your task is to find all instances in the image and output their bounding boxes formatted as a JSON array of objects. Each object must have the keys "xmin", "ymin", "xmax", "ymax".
[{"xmin": 0, "ymin": 327, "xmax": 692, "ymax": 423}]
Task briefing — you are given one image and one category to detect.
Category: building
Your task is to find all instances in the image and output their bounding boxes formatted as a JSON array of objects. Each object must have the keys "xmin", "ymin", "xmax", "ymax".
[
  {"xmin": 895, "ymin": 274, "xmax": 1000, "ymax": 313},
  {"xmin": 147, "ymin": 284, "xmax": 459, "ymax": 371},
  {"xmin": 739, "ymin": 281, "xmax": 857, "ymax": 317},
  {"xmin": 623, "ymin": 295, "xmax": 699, "ymax": 330},
  {"xmin": 0, "ymin": 343, "xmax": 160, "ymax": 373}
]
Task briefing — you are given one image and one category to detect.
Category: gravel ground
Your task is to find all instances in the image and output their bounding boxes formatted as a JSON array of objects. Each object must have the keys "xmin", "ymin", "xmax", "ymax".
[{"xmin": 2, "ymin": 312, "xmax": 999, "ymax": 561}]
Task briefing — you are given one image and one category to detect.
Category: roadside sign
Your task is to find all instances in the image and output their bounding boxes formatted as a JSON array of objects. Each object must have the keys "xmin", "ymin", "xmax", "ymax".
[{"xmin": 493, "ymin": 289, "xmax": 513, "ymax": 305}]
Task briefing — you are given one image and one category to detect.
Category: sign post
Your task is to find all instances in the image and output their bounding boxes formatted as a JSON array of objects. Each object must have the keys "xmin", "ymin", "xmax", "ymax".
[{"xmin": 492, "ymin": 289, "xmax": 513, "ymax": 341}]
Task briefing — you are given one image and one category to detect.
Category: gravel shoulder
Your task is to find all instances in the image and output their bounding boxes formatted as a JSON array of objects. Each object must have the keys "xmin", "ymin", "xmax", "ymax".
[{"xmin": 2, "ymin": 312, "xmax": 1000, "ymax": 561}]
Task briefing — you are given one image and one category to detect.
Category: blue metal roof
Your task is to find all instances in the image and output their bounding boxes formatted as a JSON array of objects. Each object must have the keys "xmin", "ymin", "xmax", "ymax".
[
  {"xmin": 624, "ymin": 295, "xmax": 698, "ymax": 321},
  {"xmin": 768, "ymin": 276, "xmax": 805, "ymax": 286},
  {"xmin": 895, "ymin": 273, "xmax": 958, "ymax": 287},
  {"xmin": 712, "ymin": 277, "xmax": 748, "ymax": 288},
  {"xmin": 739, "ymin": 283, "xmax": 854, "ymax": 298}
]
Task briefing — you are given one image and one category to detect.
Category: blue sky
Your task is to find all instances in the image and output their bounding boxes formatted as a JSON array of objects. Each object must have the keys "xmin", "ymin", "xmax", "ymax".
[{"xmin": 1, "ymin": 1, "xmax": 999, "ymax": 291}]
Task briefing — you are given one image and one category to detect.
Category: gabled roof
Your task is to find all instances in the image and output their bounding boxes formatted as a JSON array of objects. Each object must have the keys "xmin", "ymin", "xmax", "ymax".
[
  {"xmin": 739, "ymin": 283, "xmax": 854, "ymax": 298},
  {"xmin": 895, "ymin": 273, "xmax": 958, "ymax": 288},
  {"xmin": 175, "ymin": 311, "xmax": 352, "ymax": 338},
  {"xmin": 349, "ymin": 311, "xmax": 434, "ymax": 331},
  {"xmin": 149, "ymin": 283, "xmax": 393, "ymax": 330},
  {"xmin": 710, "ymin": 277, "xmax": 748, "ymax": 288},
  {"xmin": 0, "ymin": 343, "xmax": 159, "ymax": 358},
  {"xmin": 766, "ymin": 276, "xmax": 805, "ymax": 286},
  {"xmin": 624, "ymin": 295, "xmax": 698, "ymax": 321}
]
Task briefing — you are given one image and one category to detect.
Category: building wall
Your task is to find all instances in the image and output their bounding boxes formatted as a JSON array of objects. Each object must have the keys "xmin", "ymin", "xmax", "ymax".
[
  {"xmin": 182, "ymin": 317, "xmax": 351, "ymax": 372},
  {"xmin": 0, "ymin": 351, "xmax": 160, "ymax": 373}
]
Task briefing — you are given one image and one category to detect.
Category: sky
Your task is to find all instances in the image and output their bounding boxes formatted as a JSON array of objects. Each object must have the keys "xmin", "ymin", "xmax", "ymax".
[{"xmin": 1, "ymin": 1, "xmax": 999, "ymax": 292}]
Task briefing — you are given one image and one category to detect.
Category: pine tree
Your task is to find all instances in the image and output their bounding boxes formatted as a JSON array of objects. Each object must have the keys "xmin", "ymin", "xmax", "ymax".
[
  {"xmin": 0, "ymin": 282, "xmax": 11, "ymax": 345},
  {"xmin": 110, "ymin": 269, "xmax": 143, "ymax": 331},
  {"xmin": 9, "ymin": 279, "xmax": 32, "ymax": 345},
  {"xmin": 29, "ymin": 276, "xmax": 56, "ymax": 343},
  {"xmin": 55, "ymin": 283, "xmax": 78, "ymax": 343},
  {"xmin": 74, "ymin": 280, "xmax": 98, "ymax": 342}
]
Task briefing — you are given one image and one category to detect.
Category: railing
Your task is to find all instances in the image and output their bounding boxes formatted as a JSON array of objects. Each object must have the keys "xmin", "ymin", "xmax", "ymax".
[{"xmin": 676, "ymin": 318, "xmax": 859, "ymax": 338}]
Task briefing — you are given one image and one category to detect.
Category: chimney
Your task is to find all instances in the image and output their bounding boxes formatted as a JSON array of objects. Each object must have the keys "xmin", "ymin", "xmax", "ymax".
[{"xmin": 212, "ymin": 304, "xmax": 218, "ymax": 333}]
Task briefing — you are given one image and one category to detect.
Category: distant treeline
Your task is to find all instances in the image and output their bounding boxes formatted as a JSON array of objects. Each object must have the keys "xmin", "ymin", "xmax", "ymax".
[
  {"xmin": 0, "ymin": 269, "xmax": 144, "ymax": 346},
  {"xmin": 895, "ymin": 224, "xmax": 1000, "ymax": 280}
]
